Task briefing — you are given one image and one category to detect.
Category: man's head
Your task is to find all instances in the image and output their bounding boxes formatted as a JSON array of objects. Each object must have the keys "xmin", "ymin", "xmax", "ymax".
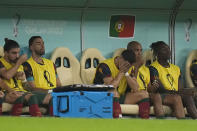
[
  {"xmin": 119, "ymin": 49, "xmax": 136, "ymax": 65},
  {"xmin": 127, "ymin": 41, "xmax": 142, "ymax": 57},
  {"xmin": 150, "ymin": 41, "xmax": 171, "ymax": 61},
  {"xmin": 3, "ymin": 38, "xmax": 20, "ymax": 63},
  {"xmin": 29, "ymin": 36, "xmax": 45, "ymax": 56}
]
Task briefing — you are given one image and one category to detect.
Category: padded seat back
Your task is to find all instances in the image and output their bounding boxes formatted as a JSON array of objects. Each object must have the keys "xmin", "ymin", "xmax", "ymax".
[
  {"xmin": 51, "ymin": 47, "xmax": 82, "ymax": 86},
  {"xmin": 142, "ymin": 49, "xmax": 154, "ymax": 66},
  {"xmin": 80, "ymin": 48, "xmax": 105, "ymax": 84},
  {"xmin": 185, "ymin": 50, "xmax": 197, "ymax": 88},
  {"xmin": 0, "ymin": 46, "xmax": 4, "ymax": 57},
  {"xmin": 113, "ymin": 48, "xmax": 125, "ymax": 58}
]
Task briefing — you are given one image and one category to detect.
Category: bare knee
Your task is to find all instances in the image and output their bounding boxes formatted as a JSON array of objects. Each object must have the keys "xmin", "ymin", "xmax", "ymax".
[
  {"xmin": 173, "ymin": 95, "xmax": 182, "ymax": 104},
  {"xmin": 42, "ymin": 93, "xmax": 52, "ymax": 105},
  {"xmin": 173, "ymin": 95, "xmax": 185, "ymax": 118},
  {"xmin": 151, "ymin": 93, "xmax": 162, "ymax": 105},
  {"xmin": 138, "ymin": 90, "xmax": 149, "ymax": 99}
]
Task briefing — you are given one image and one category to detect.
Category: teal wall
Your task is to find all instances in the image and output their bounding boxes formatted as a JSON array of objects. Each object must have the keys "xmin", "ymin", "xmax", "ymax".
[
  {"xmin": 175, "ymin": 12, "xmax": 197, "ymax": 84},
  {"xmin": 0, "ymin": 7, "xmax": 81, "ymax": 58},
  {"xmin": 83, "ymin": 10, "xmax": 169, "ymax": 58},
  {"xmin": 0, "ymin": 7, "xmax": 169, "ymax": 59}
]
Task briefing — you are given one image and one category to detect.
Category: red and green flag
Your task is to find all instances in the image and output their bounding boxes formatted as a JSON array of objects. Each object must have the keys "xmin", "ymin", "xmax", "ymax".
[{"xmin": 109, "ymin": 15, "xmax": 135, "ymax": 38}]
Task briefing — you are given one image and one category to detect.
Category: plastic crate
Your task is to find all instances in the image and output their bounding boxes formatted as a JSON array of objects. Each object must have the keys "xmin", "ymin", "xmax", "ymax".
[{"xmin": 52, "ymin": 91, "xmax": 113, "ymax": 118}]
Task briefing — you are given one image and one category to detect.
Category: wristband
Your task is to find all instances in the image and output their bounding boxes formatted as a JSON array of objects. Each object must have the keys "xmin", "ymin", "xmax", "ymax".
[
  {"xmin": 22, "ymin": 79, "xmax": 27, "ymax": 83},
  {"xmin": 125, "ymin": 72, "xmax": 130, "ymax": 77},
  {"xmin": 48, "ymin": 89, "xmax": 53, "ymax": 93}
]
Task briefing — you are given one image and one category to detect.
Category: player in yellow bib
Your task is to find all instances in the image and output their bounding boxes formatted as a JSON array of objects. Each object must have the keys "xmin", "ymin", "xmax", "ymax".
[
  {"xmin": 126, "ymin": 41, "xmax": 150, "ymax": 118},
  {"xmin": 149, "ymin": 41, "xmax": 185, "ymax": 119},
  {"xmin": 127, "ymin": 41, "xmax": 150, "ymax": 90},
  {"xmin": 23, "ymin": 36, "xmax": 61, "ymax": 116},
  {"xmin": 93, "ymin": 49, "xmax": 149, "ymax": 119},
  {"xmin": 0, "ymin": 38, "xmax": 42, "ymax": 116}
]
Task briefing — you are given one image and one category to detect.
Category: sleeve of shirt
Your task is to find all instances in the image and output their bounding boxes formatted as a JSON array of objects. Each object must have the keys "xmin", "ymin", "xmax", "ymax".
[
  {"xmin": 97, "ymin": 63, "xmax": 111, "ymax": 78},
  {"xmin": 93, "ymin": 63, "xmax": 112, "ymax": 84},
  {"xmin": 149, "ymin": 66, "xmax": 159, "ymax": 83},
  {"xmin": 23, "ymin": 62, "xmax": 34, "ymax": 81}
]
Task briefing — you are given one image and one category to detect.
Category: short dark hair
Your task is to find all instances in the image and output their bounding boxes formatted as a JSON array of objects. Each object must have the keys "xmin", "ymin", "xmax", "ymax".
[
  {"xmin": 3, "ymin": 38, "xmax": 20, "ymax": 52},
  {"xmin": 29, "ymin": 36, "xmax": 42, "ymax": 47},
  {"xmin": 150, "ymin": 41, "xmax": 167, "ymax": 57},
  {"xmin": 127, "ymin": 41, "xmax": 141, "ymax": 51},
  {"xmin": 121, "ymin": 49, "xmax": 136, "ymax": 64}
]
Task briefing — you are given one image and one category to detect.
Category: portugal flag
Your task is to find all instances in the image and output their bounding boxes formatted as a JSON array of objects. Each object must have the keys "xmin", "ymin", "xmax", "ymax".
[{"xmin": 109, "ymin": 15, "xmax": 135, "ymax": 38}]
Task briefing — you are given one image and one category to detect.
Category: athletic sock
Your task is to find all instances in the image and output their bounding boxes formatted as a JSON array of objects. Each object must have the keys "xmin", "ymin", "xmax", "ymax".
[
  {"xmin": 0, "ymin": 98, "xmax": 3, "ymax": 115},
  {"xmin": 49, "ymin": 98, "xmax": 53, "ymax": 116},
  {"xmin": 10, "ymin": 104, "xmax": 23, "ymax": 116},
  {"xmin": 29, "ymin": 104, "xmax": 42, "ymax": 117},
  {"xmin": 28, "ymin": 95, "xmax": 42, "ymax": 117},
  {"xmin": 10, "ymin": 97, "xmax": 24, "ymax": 116},
  {"xmin": 113, "ymin": 97, "xmax": 122, "ymax": 118},
  {"xmin": 138, "ymin": 98, "xmax": 150, "ymax": 119}
]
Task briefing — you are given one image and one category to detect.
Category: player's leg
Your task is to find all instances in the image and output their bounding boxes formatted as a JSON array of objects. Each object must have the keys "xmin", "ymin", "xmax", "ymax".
[
  {"xmin": 124, "ymin": 90, "xmax": 150, "ymax": 118},
  {"xmin": 163, "ymin": 94, "xmax": 185, "ymax": 119},
  {"xmin": 150, "ymin": 93, "xmax": 165, "ymax": 118}
]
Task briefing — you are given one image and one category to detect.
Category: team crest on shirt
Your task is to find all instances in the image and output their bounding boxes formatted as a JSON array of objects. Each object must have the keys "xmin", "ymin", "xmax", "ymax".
[
  {"xmin": 99, "ymin": 67, "xmax": 103, "ymax": 74},
  {"xmin": 166, "ymin": 74, "xmax": 175, "ymax": 90}
]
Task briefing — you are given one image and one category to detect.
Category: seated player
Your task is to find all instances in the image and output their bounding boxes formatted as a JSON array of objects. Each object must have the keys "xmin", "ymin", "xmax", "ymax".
[
  {"xmin": 149, "ymin": 41, "xmax": 185, "ymax": 119},
  {"xmin": 93, "ymin": 49, "xmax": 150, "ymax": 119},
  {"xmin": 23, "ymin": 36, "xmax": 61, "ymax": 116},
  {"xmin": 0, "ymin": 38, "xmax": 42, "ymax": 116}
]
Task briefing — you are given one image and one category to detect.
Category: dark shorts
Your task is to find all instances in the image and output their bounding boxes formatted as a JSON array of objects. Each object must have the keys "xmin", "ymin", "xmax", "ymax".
[
  {"xmin": 31, "ymin": 91, "xmax": 47, "ymax": 105},
  {"xmin": 118, "ymin": 87, "xmax": 131, "ymax": 104},
  {"xmin": 119, "ymin": 95, "xmax": 126, "ymax": 104}
]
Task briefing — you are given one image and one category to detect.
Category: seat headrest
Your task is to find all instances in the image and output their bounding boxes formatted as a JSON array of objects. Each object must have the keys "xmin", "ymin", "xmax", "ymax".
[
  {"xmin": 185, "ymin": 50, "xmax": 197, "ymax": 88},
  {"xmin": 51, "ymin": 47, "xmax": 82, "ymax": 86},
  {"xmin": 113, "ymin": 48, "xmax": 126, "ymax": 57},
  {"xmin": 80, "ymin": 48, "xmax": 105, "ymax": 84},
  {"xmin": 142, "ymin": 49, "xmax": 154, "ymax": 66},
  {"xmin": 0, "ymin": 46, "xmax": 4, "ymax": 57}
]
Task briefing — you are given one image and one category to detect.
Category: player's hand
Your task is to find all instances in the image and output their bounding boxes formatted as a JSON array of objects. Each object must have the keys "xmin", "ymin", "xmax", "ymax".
[
  {"xmin": 130, "ymin": 77, "xmax": 139, "ymax": 93},
  {"xmin": 16, "ymin": 71, "xmax": 26, "ymax": 81},
  {"xmin": 9, "ymin": 91, "xmax": 24, "ymax": 97},
  {"xmin": 5, "ymin": 91, "xmax": 24, "ymax": 103},
  {"xmin": 17, "ymin": 54, "xmax": 27, "ymax": 65},
  {"xmin": 0, "ymin": 91, "xmax": 4, "ymax": 98},
  {"xmin": 151, "ymin": 79, "xmax": 160, "ymax": 92},
  {"xmin": 119, "ymin": 61, "xmax": 131, "ymax": 73}
]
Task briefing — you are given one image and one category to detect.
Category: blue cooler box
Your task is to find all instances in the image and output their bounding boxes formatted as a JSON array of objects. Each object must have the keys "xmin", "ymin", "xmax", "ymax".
[{"xmin": 52, "ymin": 91, "xmax": 113, "ymax": 118}]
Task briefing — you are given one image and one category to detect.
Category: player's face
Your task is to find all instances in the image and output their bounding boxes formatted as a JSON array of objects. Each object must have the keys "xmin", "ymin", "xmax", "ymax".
[
  {"xmin": 119, "ymin": 56, "xmax": 132, "ymax": 67},
  {"xmin": 6, "ymin": 48, "xmax": 20, "ymax": 63},
  {"xmin": 159, "ymin": 44, "xmax": 171, "ymax": 60},
  {"xmin": 31, "ymin": 38, "xmax": 45, "ymax": 56},
  {"xmin": 132, "ymin": 44, "xmax": 142, "ymax": 58}
]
